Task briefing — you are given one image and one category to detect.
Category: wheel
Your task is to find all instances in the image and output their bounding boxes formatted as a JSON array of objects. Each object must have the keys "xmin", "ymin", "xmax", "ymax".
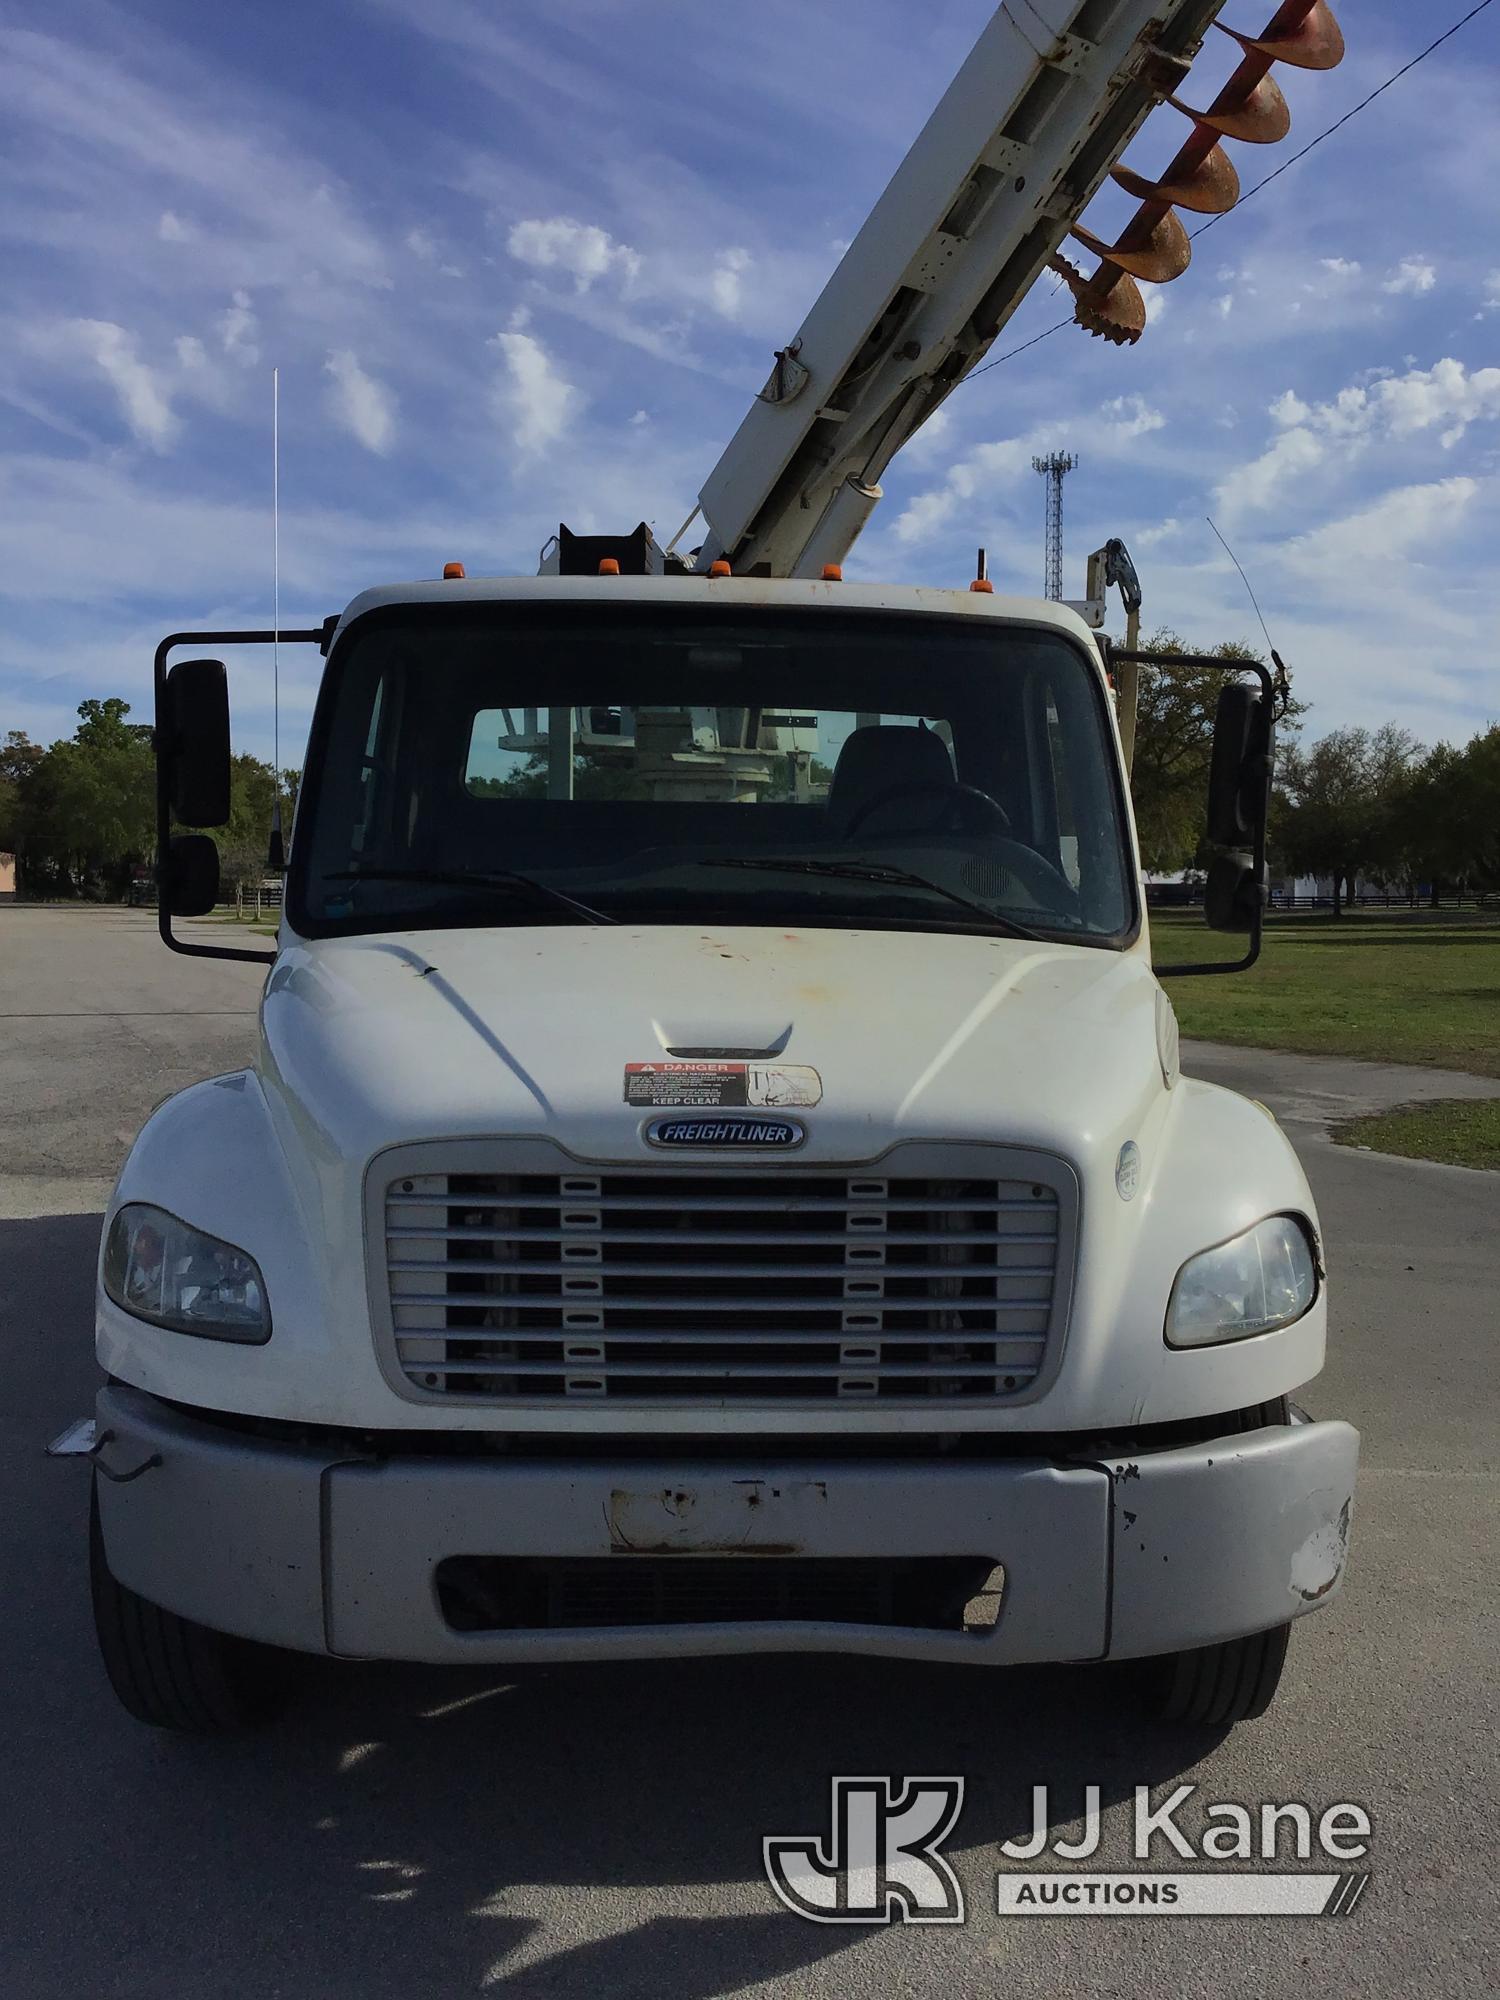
[
  {"xmin": 1149, "ymin": 1622, "xmax": 1291, "ymax": 1727},
  {"xmin": 89, "ymin": 1480, "xmax": 291, "ymax": 1732}
]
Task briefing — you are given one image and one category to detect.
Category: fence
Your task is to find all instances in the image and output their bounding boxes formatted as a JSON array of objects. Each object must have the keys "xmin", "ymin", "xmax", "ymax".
[
  {"xmin": 1146, "ymin": 884, "xmax": 1497, "ymax": 912},
  {"xmin": 127, "ymin": 880, "xmax": 283, "ymax": 912}
]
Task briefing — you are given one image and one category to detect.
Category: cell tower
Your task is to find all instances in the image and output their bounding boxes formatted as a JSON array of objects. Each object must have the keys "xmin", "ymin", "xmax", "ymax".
[{"xmin": 1031, "ymin": 452, "xmax": 1078, "ymax": 601}]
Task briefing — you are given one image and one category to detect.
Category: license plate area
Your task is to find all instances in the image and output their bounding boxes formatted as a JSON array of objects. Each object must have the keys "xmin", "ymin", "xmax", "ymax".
[{"xmin": 608, "ymin": 1478, "xmax": 831, "ymax": 1554}]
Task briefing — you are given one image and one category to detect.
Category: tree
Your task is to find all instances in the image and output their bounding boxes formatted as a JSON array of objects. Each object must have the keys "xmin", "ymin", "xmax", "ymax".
[
  {"xmin": 1128, "ymin": 630, "xmax": 1303, "ymax": 873},
  {"xmin": 10, "ymin": 700, "xmax": 155, "ymax": 897},
  {"xmin": 1460, "ymin": 726, "xmax": 1500, "ymax": 892},
  {"xmin": 1276, "ymin": 724, "xmax": 1423, "ymax": 915},
  {"xmin": 0, "ymin": 731, "xmax": 44, "ymax": 854},
  {"xmin": 1390, "ymin": 726, "xmax": 1500, "ymax": 902}
]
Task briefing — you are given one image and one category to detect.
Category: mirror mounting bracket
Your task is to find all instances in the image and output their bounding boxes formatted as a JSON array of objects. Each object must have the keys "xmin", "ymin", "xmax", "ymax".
[
  {"xmin": 154, "ymin": 628, "xmax": 326, "ymax": 967},
  {"xmin": 1103, "ymin": 646, "xmax": 1275, "ymax": 981}
]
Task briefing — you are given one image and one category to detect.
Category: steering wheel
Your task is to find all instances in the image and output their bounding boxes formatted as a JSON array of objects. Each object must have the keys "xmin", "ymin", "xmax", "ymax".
[
  {"xmin": 842, "ymin": 779, "xmax": 1011, "ymax": 841},
  {"xmin": 986, "ymin": 836, "xmax": 1082, "ymax": 915}
]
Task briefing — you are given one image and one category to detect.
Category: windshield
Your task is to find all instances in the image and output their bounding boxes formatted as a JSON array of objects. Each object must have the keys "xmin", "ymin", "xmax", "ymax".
[{"xmin": 289, "ymin": 605, "xmax": 1136, "ymax": 945}]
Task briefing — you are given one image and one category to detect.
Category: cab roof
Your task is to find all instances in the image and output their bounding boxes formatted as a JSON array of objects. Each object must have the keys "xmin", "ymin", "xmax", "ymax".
[{"xmin": 332, "ymin": 573, "xmax": 1103, "ymax": 654}]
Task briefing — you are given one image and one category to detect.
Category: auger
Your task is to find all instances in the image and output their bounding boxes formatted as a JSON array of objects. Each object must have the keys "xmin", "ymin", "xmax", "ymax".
[{"xmin": 1055, "ymin": 1, "xmax": 1346, "ymax": 343}]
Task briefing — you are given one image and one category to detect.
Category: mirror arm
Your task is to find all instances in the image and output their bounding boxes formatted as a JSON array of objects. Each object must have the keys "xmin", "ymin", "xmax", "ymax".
[
  {"xmin": 154, "ymin": 629, "xmax": 324, "ymax": 967},
  {"xmin": 1106, "ymin": 649, "xmax": 1273, "ymax": 982}
]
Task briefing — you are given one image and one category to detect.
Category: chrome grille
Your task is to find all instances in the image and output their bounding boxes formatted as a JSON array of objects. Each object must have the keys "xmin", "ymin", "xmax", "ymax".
[{"xmin": 383, "ymin": 1161, "xmax": 1065, "ymax": 1404}]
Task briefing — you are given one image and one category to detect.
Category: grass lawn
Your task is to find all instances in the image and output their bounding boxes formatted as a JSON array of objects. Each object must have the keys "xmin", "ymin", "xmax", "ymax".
[
  {"xmin": 1331, "ymin": 1099, "xmax": 1500, "ymax": 1172},
  {"xmin": 1152, "ymin": 907, "xmax": 1500, "ymax": 1079}
]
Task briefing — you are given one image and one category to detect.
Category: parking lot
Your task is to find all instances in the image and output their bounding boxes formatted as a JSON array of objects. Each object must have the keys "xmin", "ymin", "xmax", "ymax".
[{"xmin": 1, "ymin": 906, "xmax": 1494, "ymax": 1998}]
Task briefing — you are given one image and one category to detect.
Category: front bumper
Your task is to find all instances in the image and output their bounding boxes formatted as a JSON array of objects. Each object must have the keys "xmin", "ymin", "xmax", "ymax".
[{"xmin": 92, "ymin": 1385, "xmax": 1358, "ymax": 1666}]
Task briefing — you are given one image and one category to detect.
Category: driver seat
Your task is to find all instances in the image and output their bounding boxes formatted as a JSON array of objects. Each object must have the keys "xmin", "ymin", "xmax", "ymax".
[{"xmin": 826, "ymin": 724, "xmax": 956, "ymax": 834}]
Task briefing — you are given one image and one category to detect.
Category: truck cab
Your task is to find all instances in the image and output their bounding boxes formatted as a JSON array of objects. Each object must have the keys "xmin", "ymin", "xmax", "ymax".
[{"xmin": 85, "ymin": 572, "xmax": 1357, "ymax": 1731}]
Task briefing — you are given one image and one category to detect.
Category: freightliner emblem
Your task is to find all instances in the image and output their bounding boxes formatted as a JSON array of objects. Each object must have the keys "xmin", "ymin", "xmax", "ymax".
[{"xmin": 646, "ymin": 1116, "xmax": 806, "ymax": 1150}]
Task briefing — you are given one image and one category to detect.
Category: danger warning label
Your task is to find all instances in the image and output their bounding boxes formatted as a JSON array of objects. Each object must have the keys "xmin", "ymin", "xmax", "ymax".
[{"xmin": 624, "ymin": 1062, "xmax": 823, "ymax": 1109}]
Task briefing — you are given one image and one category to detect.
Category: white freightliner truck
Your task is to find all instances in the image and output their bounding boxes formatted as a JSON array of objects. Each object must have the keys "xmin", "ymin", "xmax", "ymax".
[{"xmin": 73, "ymin": 0, "xmax": 1359, "ymax": 1731}]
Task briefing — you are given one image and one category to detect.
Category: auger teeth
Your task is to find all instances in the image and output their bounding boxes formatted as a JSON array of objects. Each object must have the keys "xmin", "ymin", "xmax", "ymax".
[
  {"xmin": 1048, "ymin": 255, "xmax": 1146, "ymax": 347},
  {"xmin": 1170, "ymin": 69, "xmax": 1292, "ymax": 145},
  {"xmin": 1112, "ymin": 144, "xmax": 1240, "ymax": 216}
]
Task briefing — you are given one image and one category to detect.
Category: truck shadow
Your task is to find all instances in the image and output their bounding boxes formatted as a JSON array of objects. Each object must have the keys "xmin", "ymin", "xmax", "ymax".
[{"xmin": 165, "ymin": 1651, "xmax": 1228, "ymax": 1993}]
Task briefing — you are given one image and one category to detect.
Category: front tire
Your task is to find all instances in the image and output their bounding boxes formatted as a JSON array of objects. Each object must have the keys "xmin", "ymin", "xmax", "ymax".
[
  {"xmin": 1150, "ymin": 1622, "xmax": 1291, "ymax": 1727},
  {"xmin": 89, "ymin": 1481, "xmax": 290, "ymax": 1732}
]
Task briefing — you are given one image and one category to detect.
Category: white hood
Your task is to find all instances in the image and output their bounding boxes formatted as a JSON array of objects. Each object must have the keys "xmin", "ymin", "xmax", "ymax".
[{"xmin": 260, "ymin": 923, "xmax": 1166, "ymax": 1173}]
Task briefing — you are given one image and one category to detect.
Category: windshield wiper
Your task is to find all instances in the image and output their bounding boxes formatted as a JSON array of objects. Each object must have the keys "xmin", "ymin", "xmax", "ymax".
[
  {"xmin": 699, "ymin": 856, "xmax": 1042, "ymax": 939},
  {"xmin": 323, "ymin": 867, "xmax": 617, "ymax": 925}
]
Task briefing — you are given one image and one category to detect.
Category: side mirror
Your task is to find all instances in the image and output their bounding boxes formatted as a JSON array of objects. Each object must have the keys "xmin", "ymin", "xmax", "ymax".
[
  {"xmin": 162, "ymin": 658, "xmax": 231, "ymax": 828},
  {"xmin": 162, "ymin": 833, "xmax": 220, "ymax": 917},
  {"xmin": 1204, "ymin": 851, "xmax": 1265, "ymax": 934},
  {"xmin": 1206, "ymin": 682, "xmax": 1272, "ymax": 848}
]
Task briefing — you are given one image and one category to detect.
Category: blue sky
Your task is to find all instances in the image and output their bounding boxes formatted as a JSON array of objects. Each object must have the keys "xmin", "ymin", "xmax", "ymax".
[{"xmin": 2, "ymin": 0, "xmax": 1497, "ymax": 769}]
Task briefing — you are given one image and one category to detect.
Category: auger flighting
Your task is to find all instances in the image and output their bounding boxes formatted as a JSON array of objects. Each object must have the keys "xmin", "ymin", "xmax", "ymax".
[{"xmin": 1053, "ymin": 0, "xmax": 1346, "ymax": 344}]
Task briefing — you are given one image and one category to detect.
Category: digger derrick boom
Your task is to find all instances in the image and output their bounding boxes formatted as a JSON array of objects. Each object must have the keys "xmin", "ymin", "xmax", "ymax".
[{"xmin": 696, "ymin": 0, "xmax": 1343, "ymax": 580}]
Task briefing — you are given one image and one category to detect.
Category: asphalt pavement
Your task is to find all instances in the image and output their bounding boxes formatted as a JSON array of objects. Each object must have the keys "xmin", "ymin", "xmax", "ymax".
[{"xmin": 1, "ymin": 907, "xmax": 1494, "ymax": 1998}]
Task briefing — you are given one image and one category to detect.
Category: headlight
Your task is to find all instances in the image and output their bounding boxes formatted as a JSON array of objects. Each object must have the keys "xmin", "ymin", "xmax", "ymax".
[
  {"xmin": 103, "ymin": 1203, "xmax": 271, "ymax": 1343},
  {"xmin": 1166, "ymin": 1214, "xmax": 1317, "ymax": 1349}
]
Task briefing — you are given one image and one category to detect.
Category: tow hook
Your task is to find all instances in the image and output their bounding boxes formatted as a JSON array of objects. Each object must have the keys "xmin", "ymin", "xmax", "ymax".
[{"xmin": 46, "ymin": 1418, "xmax": 162, "ymax": 1485}]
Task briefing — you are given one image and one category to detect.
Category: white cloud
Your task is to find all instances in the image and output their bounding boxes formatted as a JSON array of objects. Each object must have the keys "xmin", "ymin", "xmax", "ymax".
[
  {"xmin": 323, "ymin": 349, "xmax": 397, "ymax": 453},
  {"xmin": 406, "ymin": 226, "xmax": 438, "ymax": 262},
  {"xmin": 1214, "ymin": 293, "xmax": 1233, "ymax": 319},
  {"xmin": 1285, "ymin": 478, "xmax": 1479, "ymax": 574},
  {"xmin": 218, "ymin": 289, "xmax": 260, "ymax": 366},
  {"xmin": 709, "ymin": 248, "xmax": 751, "ymax": 320},
  {"xmin": 1383, "ymin": 258, "xmax": 1436, "ymax": 297},
  {"xmin": 158, "ymin": 210, "xmax": 191, "ymax": 242},
  {"xmin": 1229, "ymin": 425, "xmax": 1325, "ymax": 516},
  {"xmin": 892, "ymin": 395, "xmax": 1164, "ymax": 544},
  {"xmin": 1479, "ymin": 271, "xmax": 1500, "ymax": 316},
  {"xmin": 1133, "ymin": 517, "xmax": 1181, "ymax": 550},
  {"xmin": 1269, "ymin": 389, "xmax": 1311, "ymax": 428},
  {"xmin": 491, "ymin": 327, "xmax": 580, "ymax": 453},
  {"xmin": 70, "ymin": 319, "xmax": 178, "ymax": 450},
  {"xmin": 507, "ymin": 216, "xmax": 640, "ymax": 293},
  {"xmin": 892, "ymin": 487, "xmax": 962, "ymax": 546},
  {"xmin": 1099, "ymin": 394, "xmax": 1166, "ymax": 442},
  {"xmin": 1375, "ymin": 360, "xmax": 1500, "ymax": 446},
  {"xmin": 1320, "ymin": 257, "xmax": 1360, "ymax": 278},
  {"xmin": 1227, "ymin": 359, "xmax": 1500, "ymax": 517}
]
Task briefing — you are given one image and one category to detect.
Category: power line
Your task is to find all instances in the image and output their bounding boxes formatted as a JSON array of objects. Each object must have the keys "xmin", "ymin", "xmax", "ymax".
[
  {"xmin": 1191, "ymin": 0, "xmax": 1494, "ymax": 239},
  {"xmin": 964, "ymin": 315, "xmax": 1074, "ymax": 383},
  {"xmin": 960, "ymin": 0, "xmax": 1494, "ymax": 385}
]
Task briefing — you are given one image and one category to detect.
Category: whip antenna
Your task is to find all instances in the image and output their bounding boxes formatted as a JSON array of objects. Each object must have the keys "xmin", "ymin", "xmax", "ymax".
[{"xmin": 1206, "ymin": 514, "xmax": 1290, "ymax": 711}]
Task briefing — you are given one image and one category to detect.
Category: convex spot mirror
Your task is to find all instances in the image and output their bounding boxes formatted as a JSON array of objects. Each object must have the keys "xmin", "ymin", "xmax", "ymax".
[
  {"xmin": 163, "ymin": 833, "xmax": 220, "ymax": 917},
  {"xmin": 1205, "ymin": 851, "xmax": 1264, "ymax": 934},
  {"xmin": 163, "ymin": 657, "xmax": 231, "ymax": 828}
]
